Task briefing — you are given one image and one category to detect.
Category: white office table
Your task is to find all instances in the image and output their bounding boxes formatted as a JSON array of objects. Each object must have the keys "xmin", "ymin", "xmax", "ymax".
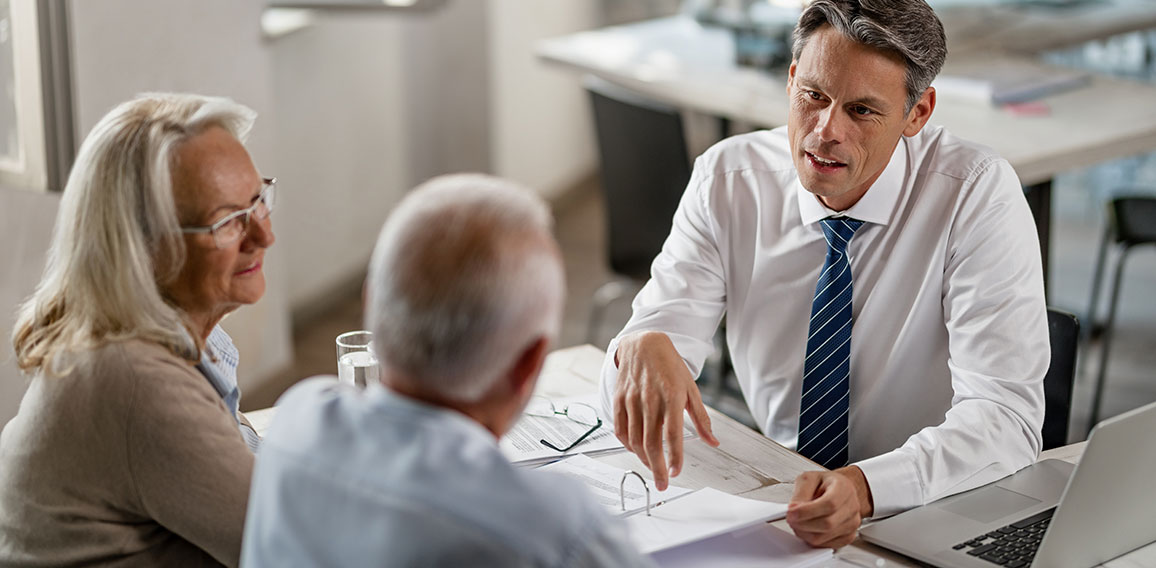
[
  {"xmin": 246, "ymin": 344, "xmax": 1154, "ymax": 566},
  {"xmin": 537, "ymin": 14, "xmax": 1156, "ymax": 289},
  {"xmin": 936, "ymin": 0, "xmax": 1156, "ymax": 56},
  {"xmin": 534, "ymin": 345, "xmax": 1155, "ymax": 567}
]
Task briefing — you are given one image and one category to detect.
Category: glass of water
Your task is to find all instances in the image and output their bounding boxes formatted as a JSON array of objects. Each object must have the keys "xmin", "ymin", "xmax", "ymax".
[{"xmin": 336, "ymin": 330, "xmax": 382, "ymax": 388}]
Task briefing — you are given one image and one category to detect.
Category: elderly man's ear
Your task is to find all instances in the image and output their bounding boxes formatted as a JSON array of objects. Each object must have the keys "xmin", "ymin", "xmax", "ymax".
[{"xmin": 508, "ymin": 336, "xmax": 550, "ymax": 399}]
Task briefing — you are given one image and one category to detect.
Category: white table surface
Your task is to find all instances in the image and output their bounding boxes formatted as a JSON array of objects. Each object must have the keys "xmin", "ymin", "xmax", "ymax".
[
  {"xmin": 246, "ymin": 345, "xmax": 1154, "ymax": 566},
  {"xmin": 535, "ymin": 346, "xmax": 1156, "ymax": 567}
]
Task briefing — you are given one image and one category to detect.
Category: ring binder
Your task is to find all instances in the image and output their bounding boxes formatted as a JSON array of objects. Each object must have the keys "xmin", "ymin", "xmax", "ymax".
[{"xmin": 620, "ymin": 471, "xmax": 652, "ymax": 516}]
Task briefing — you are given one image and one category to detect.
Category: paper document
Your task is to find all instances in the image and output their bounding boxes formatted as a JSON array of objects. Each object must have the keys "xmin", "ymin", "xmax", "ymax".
[
  {"xmin": 651, "ymin": 523, "xmax": 832, "ymax": 567},
  {"xmin": 500, "ymin": 394, "xmax": 622, "ymax": 465},
  {"xmin": 626, "ymin": 487, "xmax": 789, "ymax": 554},
  {"xmin": 539, "ymin": 455, "xmax": 694, "ymax": 516},
  {"xmin": 500, "ymin": 394, "xmax": 697, "ymax": 466}
]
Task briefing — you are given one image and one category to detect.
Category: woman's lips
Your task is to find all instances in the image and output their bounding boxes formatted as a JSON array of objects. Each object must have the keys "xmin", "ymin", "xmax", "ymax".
[{"xmin": 234, "ymin": 261, "xmax": 262, "ymax": 276}]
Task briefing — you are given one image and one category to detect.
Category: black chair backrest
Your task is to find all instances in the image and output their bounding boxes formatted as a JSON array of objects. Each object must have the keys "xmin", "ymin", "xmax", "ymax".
[
  {"xmin": 1110, "ymin": 196, "xmax": 1156, "ymax": 245},
  {"xmin": 587, "ymin": 78, "xmax": 692, "ymax": 280},
  {"xmin": 1043, "ymin": 308, "xmax": 1079, "ymax": 450}
]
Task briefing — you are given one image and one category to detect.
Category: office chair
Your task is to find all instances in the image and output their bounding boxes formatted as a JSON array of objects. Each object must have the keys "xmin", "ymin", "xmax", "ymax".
[
  {"xmin": 584, "ymin": 78, "xmax": 740, "ymax": 404},
  {"xmin": 1043, "ymin": 308, "xmax": 1079, "ymax": 451},
  {"xmin": 584, "ymin": 77, "xmax": 692, "ymax": 345},
  {"xmin": 1084, "ymin": 195, "xmax": 1156, "ymax": 429}
]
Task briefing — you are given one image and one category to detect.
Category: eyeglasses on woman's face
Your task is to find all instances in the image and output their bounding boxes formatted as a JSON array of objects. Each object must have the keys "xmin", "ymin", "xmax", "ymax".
[{"xmin": 180, "ymin": 177, "xmax": 276, "ymax": 249}]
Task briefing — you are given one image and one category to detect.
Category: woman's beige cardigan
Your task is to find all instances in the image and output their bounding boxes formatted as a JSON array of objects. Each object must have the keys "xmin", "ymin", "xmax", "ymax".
[{"xmin": 0, "ymin": 339, "xmax": 254, "ymax": 567}]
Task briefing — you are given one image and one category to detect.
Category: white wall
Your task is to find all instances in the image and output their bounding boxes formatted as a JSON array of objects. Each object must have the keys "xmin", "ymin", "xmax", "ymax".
[
  {"xmin": 1, "ymin": 1, "xmax": 607, "ymax": 423},
  {"xmin": 0, "ymin": 0, "xmax": 293, "ymax": 424},
  {"xmin": 0, "ymin": 189, "xmax": 60, "ymax": 420},
  {"xmin": 267, "ymin": 15, "xmax": 409, "ymax": 310},
  {"xmin": 269, "ymin": 1, "xmax": 490, "ymax": 310},
  {"xmin": 488, "ymin": 0, "xmax": 601, "ymax": 200}
]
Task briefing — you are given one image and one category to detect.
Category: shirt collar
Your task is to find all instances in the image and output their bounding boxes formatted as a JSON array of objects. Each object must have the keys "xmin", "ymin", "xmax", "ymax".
[
  {"xmin": 367, "ymin": 382, "xmax": 499, "ymax": 448},
  {"xmin": 797, "ymin": 138, "xmax": 908, "ymax": 227},
  {"xmin": 197, "ymin": 324, "xmax": 241, "ymax": 417}
]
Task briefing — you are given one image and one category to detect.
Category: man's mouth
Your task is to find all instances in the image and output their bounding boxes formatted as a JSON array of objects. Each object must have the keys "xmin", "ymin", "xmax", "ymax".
[{"xmin": 806, "ymin": 151, "xmax": 847, "ymax": 169}]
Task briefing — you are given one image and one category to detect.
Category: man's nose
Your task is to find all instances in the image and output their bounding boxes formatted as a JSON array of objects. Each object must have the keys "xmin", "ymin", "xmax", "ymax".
[{"xmin": 814, "ymin": 106, "xmax": 846, "ymax": 144}]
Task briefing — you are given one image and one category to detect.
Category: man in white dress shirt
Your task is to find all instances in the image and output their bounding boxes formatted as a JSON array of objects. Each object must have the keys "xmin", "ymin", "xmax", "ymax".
[
  {"xmin": 600, "ymin": 0, "xmax": 1049, "ymax": 549},
  {"xmin": 244, "ymin": 174, "xmax": 651, "ymax": 567}
]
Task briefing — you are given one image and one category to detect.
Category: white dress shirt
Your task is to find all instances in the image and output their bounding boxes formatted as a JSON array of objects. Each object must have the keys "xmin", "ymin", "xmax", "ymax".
[
  {"xmin": 599, "ymin": 125, "xmax": 1049, "ymax": 517},
  {"xmin": 243, "ymin": 378, "xmax": 652, "ymax": 567}
]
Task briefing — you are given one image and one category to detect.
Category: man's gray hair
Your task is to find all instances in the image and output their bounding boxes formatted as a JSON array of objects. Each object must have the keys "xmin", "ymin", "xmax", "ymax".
[
  {"xmin": 366, "ymin": 173, "xmax": 565, "ymax": 403},
  {"xmin": 13, "ymin": 93, "xmax": 256, "ymax": 375},
  {"xmin": 792, "ymin": 0, "xmax": 947, "ymax": 112}
]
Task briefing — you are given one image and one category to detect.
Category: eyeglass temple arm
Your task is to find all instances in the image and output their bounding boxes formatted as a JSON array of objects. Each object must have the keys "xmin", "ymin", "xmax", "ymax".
[{"xmin": 539, "ymin": 418, "xmax": 602, "ymax": 453}]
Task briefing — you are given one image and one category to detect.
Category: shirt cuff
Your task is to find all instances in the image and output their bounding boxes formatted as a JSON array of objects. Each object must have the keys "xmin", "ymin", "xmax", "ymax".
[
  {"xmin": 854, "ymin": 449, "xmax": 923, "ymax": 518},
  {"xmin": 598, "ymin": 337, "xmax": 623, "ymax": 423}
]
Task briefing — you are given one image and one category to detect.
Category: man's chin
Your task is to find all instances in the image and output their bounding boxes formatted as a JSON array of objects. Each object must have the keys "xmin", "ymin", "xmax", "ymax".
[{"xmin": 799, "ymin": 178, "xmax": 847, "ymax": 199}]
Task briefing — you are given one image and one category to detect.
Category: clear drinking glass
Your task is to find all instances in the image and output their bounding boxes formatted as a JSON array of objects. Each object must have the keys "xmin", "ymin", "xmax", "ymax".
[{"xmin": 336, "ymin": 330, "xmax": 381, "ymax": 388}]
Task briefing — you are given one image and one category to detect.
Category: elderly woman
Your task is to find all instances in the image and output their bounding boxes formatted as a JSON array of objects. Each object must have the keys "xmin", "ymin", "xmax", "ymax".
[{"xmin": 0, "ymin": 93, "xmax": 275, "ymax": 566}]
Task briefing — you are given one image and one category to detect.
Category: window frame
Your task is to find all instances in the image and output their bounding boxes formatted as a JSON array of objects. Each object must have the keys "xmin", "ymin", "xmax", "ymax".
[{"xmin": 0, "ymin": 0, "xmax": 74, "ymax": 192}]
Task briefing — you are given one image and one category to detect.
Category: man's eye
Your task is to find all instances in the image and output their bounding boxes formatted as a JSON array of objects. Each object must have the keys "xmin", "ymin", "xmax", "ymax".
[
  {"xmin": 851, "ymin": 105, "xmax": 873, "ymax": 116},
  {"xmin": 807, "ymin": 90, "xmax": 823, "ymax": 100}
]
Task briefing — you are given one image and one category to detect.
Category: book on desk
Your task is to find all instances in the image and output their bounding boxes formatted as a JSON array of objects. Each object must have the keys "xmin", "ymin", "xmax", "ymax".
[{"xmin": 933, "ymin": 55, "xmax": 1091, "ymax": 105}]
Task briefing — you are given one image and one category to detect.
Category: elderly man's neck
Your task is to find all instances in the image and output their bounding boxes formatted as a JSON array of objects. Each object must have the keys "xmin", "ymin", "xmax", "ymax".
[{"xmin": 383, "ymin": 375, "xmax": 511, "ymax": 439}]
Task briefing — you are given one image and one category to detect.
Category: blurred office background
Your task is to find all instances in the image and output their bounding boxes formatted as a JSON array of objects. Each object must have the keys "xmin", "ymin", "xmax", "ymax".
[{"xmin": 1, "ymin": 0, "xmax": 1153, "ymax": 446}]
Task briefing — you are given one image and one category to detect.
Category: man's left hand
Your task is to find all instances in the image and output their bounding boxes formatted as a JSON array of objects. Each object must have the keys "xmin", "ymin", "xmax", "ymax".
[{"xmin": 786, "ymin": 465, "xmax": 874, "ymax": 549}]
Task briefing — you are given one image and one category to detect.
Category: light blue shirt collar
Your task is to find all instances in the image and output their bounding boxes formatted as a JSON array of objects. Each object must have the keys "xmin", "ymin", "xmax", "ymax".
[{"xmin": 196, "ymin": 325, "xmax": 260, "ymax": 452}]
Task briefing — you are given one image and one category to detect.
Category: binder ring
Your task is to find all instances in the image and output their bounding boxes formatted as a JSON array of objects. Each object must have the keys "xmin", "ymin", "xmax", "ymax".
[{"xmin": 620, "ymin": 471, "xmax": 652, "ymax": 516}]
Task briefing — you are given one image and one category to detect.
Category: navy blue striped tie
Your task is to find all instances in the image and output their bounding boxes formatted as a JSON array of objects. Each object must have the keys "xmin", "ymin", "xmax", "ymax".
[{"xmin": 798, "ymin": 217, "xmax": 864, "ymax": 470}]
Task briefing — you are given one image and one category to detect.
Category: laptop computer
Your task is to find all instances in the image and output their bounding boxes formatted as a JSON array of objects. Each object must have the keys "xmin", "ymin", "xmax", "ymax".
[{"xmin": 860, "ymin": 400, "xmax": 1156, "ymax": 568}]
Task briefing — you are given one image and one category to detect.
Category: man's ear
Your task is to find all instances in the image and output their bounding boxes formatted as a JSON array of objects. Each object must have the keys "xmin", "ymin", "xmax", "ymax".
[
  {"xmin": 786, "ymin": 62, "xmax": 797, "ymax": 95},
  {"xmin": 508, "ymin": 336, "xmax": 549, "ymax": 398},
  {"xmin": 902, "ymin": 86, "xmax": 936, "ymax": 137}
]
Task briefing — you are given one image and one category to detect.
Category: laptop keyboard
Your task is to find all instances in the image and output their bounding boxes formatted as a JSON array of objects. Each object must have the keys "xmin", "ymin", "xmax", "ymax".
[{"xmin": 950, "ymin": 507, "xmax": 1055, "ymax": 567}]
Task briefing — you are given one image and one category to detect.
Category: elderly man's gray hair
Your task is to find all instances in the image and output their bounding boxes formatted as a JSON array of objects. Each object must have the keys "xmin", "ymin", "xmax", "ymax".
[
  {"xmin": 366, "ymin": 173, "xmax": 565, "ymax": 402},
  {"xmin": 792, "ymin": 0, "xmax": 947, "ymax": 112}
]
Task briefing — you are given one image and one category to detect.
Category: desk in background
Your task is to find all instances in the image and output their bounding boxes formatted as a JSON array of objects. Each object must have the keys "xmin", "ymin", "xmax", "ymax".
[{"xmin": 537, "ymin": 10, "xmax": 1156, "ymax": 291}]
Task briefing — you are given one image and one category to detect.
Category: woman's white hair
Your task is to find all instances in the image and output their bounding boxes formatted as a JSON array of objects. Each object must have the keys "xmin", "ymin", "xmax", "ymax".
[
  {"xmin": 366, "ymin": 173, "xmax": 565, "ymax": 403},
  {"xmin": 13, "ymin": 93, "xmax": 256, "ymax": 375}
]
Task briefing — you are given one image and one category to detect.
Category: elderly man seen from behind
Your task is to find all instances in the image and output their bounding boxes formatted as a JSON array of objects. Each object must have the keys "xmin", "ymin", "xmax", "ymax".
[{"xmin": 241, "ymin": 174, "xmax": 652, "ymax": 567}]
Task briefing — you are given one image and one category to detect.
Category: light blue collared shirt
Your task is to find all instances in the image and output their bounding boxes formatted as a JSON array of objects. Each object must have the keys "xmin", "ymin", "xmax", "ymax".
[
  {"xmin": 242, "ymin": 378, "xmax": 652, "ymax": 567},
  {"xmin": 197, "ymin": 325, "xmax": 261, "ymax": 452}
]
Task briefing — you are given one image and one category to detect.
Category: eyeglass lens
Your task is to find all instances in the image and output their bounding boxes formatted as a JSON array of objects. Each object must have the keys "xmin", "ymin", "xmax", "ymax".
[
  {"xmin": 525, "ymin": 397, "xmax": 603, "ymax": 452},
  {"xmin": 212, "ymin": 181, "xmax": 275, "ymax": 248}
]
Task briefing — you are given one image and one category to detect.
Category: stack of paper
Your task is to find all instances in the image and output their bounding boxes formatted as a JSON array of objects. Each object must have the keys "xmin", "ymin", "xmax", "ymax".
[
  {"xmin": 499, "ymin": 394, "xmax": 696, "ymax": 466},
  {"xmin": 499, "ymin": 394, "xmax": 625, "ymax": 466},
  {"xmin": 539, "ymin": 455, "xmax": 694, "ymax": 516},
  {"xmin": 541, "ymin": 455, "xmax": 832, "ymax": 567},
  {"xmin": 626, "ymin": 487, "xmax": 788, "ymax": 554},
  {"xmin": 650, "ymin": 523, "xmax": 832, "ymax": 568}
]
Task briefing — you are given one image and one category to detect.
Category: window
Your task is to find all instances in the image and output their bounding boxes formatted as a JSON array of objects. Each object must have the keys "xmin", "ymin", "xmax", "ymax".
[{"xmin": 0, "ymin": 0, "xmax": 73, "ymax": 192}]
